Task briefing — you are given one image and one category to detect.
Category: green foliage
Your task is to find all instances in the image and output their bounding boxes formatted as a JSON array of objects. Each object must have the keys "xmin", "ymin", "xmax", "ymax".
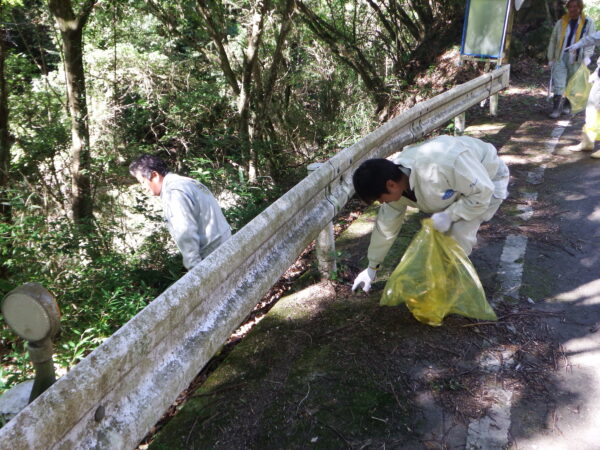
[
  {"xmin": 586, "ymin": 0, "xmax": 600, "ymax": 24},
  {"xmin": 7, "ymin": 55, "xmax": 70, "ymax": 181},
  {"xmin": 186, "ymin": 156, "xmax": 228, "ymax": 188},
  {"xmin": 223, "ymin": 177, "xmax": 285, "ymax": 232},
  {"xmin": 0, "ymin": 342, "xmax": 29, "ymax": 391},
  {"xmin": 0, "ymin": 191, "xmax": 181, "ymax": 392},
  {"xmin": 0, "ymin": 0, "xmax": 481, "ymax": 397}
]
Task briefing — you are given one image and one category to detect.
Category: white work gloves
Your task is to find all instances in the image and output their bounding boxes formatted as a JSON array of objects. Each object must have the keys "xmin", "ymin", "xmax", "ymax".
[
  {"xmin": 352, "ymin": 267, "xmax": 377, "ymax": 293},
  {"xmin": 565, "ymin": 40, "xmax": 584, "ymax": 52},
  {"xmin": 584, "ymin": 57, "xmax": 592, "ymax": 66},
  {"xmin": 431, "ymin": 212, "xmax": 452, "ymax": 233}
]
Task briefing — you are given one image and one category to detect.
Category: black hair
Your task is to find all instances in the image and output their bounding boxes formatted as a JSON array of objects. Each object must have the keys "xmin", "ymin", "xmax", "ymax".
[
  {"xmin": 129, "ymin": 154, "xmax": 169, "ymax": 179},
  {"xmin": 352, "ymin": 158, "xmax": 404, "ymax": 204}
]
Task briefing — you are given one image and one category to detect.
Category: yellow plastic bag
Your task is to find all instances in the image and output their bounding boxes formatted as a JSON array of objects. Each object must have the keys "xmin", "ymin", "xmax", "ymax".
[
  {"xmin": 583, "ymin": 74, "xmax": 600, "ymax": 139},
  {"xmin": 565, "ymin": 64, "xmax": 592, "ymax": 114},
  {"xmin": 380, "ymin": 219, "xmax": 497, "ymax": 326},
  {"xmin": 584, "ymin": 107, "xmax": 600, "ymax": 141}
]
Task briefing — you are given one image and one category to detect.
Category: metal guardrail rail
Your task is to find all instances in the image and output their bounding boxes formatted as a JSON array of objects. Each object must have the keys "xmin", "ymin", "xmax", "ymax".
[{"xmin": 0, "ymin": 65, "xmax": 510, "ymax": 449}]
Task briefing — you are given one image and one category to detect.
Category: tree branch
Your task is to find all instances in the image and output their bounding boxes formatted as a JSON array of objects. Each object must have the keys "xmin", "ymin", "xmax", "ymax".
[{"xmin": 195, "ymin": 0, "xmax": 241, "ymax": 95}]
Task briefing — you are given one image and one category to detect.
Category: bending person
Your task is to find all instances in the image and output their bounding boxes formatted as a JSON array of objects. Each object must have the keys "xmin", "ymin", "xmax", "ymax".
[
  {"xmin": 351, "ymin": 135, "xmax": 509, "ymax": 293},
  {"xmin": 129, "ymin": 154, "xmax": 232, "ymax": 270},
  {"xmin": 547, "ymin": 0, "xmax": 595, "ymax": 119}
]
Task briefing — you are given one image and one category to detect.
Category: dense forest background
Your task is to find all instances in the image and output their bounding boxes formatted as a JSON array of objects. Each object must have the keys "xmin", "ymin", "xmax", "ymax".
[{"xmin": 0, "ymin": 0, "xmax": 595, "ymax": 393}]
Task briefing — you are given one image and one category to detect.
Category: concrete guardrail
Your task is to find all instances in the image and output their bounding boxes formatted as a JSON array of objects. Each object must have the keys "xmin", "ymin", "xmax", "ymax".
[{"xmin": 0, "ymin": 65, "xmax": 510, "ymax": 449}]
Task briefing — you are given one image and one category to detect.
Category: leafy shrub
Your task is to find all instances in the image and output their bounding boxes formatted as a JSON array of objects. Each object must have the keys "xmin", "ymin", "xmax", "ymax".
[{"xmin": 0, "ymin": 192, "xmax": 181, "ymax": 393}]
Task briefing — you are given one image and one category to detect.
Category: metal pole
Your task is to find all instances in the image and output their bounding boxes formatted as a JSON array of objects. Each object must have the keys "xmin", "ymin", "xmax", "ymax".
[
  {"xmin": 308, "ymin": 163, "xmax": 337, "ymax": 279},
  {"xmin": 27, "ymin": 338, "xmax": 56, "ymax": 402},
  {"xmin": 496, "ymin": 0, "xmax": 513, "ymax": 68}
]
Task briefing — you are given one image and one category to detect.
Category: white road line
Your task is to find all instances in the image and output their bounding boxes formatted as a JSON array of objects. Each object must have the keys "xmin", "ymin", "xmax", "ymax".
[
  {"xmin": 526, "ymin": 166, "xmax": 546, "ymax": 185},
  {"xmin": 497, "ymin": 234, "xmax": 529, "ymax": 300},
  {"xmin": 465, "ymin": 119, "xmax": 569, "ymax": 449},
  {"xmin": 465, "ymin": 387, "xmax": 514, "ymax": 449},
  {"xmin": 516, "ymin": 192, "xmax": 538, "ymax": 221}
]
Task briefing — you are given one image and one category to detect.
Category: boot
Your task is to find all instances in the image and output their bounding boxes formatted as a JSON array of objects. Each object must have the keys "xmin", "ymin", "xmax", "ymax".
[
  {"xmin": 562, "ymin": 98, "xmax": 572, "ymax": 116},
  {"xmin": 570, "ymin": 131, "xmax": 595, "ymax": 151},
  {"xmin": 549, "ymin": 95, "xmax": 564, "ymax": 119}
]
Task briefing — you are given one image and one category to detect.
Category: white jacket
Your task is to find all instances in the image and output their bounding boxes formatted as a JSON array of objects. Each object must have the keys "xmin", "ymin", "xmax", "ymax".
[
  {"xmin": 577, "ymin": 31, "xmax": 600, "ymax": 48},
  {"xmin": 567, "ymin": 29, "xmax": 600, "ymax": 60},
  {"xmin": 367, "ymin": 135, "xmax": 509, "ymax": 269},
  {"xmin": 547, "ymin": 16, "xmax": 595, "ymax": 63},
  {"xmin": 161, "ymin": 173, "xmax": 231, "ymax": 269}
]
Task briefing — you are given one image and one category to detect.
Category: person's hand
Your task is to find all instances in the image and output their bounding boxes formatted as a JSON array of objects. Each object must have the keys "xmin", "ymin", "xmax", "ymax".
[
  {"xmin": 352, "ymin": 267, "xmax": 377, "ymax": 293},
  {"xmin": 431, "ymin": 212, "xmax": 452, "ymax": 233},
  {"xmin": 584, "ymin": 57, "xmax": 592, "ymax": 66},
  {"xmin": 565, "ymin": 41, "xmax": 584, "ymax": 52}
]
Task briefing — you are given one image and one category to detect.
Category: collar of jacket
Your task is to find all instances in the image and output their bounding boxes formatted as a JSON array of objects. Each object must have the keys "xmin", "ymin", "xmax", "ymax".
[
  {"xmin": 160, "ymin": 172, "xmax": 175, "ymax": 200},
  {"xmin": 560, "ymin": 13, "xmax": 587, "ymax": 50}
]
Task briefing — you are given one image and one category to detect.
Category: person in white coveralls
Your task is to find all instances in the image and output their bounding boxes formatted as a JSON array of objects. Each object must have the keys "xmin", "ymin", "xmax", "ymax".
[
  {"xmin": 351, "ymin": 135, "xmax": 509, "ymax": 293},
  {"xmin": 564, "ymin": 27, "xmax": 600, "ymax": 157},
  {"xmin": 129, "ymin": 154, "xmax": 232, "ymax": 270}
]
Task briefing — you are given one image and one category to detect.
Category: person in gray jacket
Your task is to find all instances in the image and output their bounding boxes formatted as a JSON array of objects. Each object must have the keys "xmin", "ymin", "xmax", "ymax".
[{"xmin": 129, "ymin": 154, "xmax": 232, "ymax": 270}]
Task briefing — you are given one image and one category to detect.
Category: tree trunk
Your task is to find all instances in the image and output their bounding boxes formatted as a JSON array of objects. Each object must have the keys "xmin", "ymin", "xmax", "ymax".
[
  {"xmin": 47, "ymin": 0, "xmax": 96, "ymax": 225},
  {"xmin": 194, "ymin": 0, "xmax": 240, "ymax": 96},
  {"xmin": 0, "ymin": 20, "xmax": 13, "ymax": 224},
  {"xmin": 259, "ymin": 0, "xmax": 294, "ymax": 118},
  {"xmin": 63, "ymin": 26, "xmax": 93, "ymax": 222},
  {"xmin": 238, "ymin": 0, "xmax": 268, "ymax": 181},
  {"xmin": 195, "ymin": 0, "xmax": 269, "ymax": 182},
  {"xmin": 0, "ymin": 10, "xmax": 15, "ymax": 278}
]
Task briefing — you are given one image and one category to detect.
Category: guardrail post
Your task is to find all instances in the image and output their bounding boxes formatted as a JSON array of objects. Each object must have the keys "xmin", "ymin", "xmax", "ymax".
[
  {"xmin": 454, "ymin": 112, "xmax": 466, "ymax": 135},
  {"xmin": 490, "ymin": 93, "xmax": 499, "ymax": 116},
  {"xmin": 308, "ymin": 163, "xmax": 337, "ymax": 279}
]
